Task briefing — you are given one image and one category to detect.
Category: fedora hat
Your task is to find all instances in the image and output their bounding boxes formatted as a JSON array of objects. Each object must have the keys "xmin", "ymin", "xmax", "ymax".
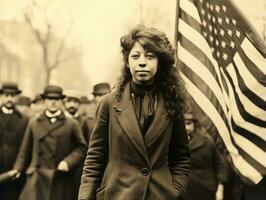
[
  {"xmin": 41, "ymin": 85, "xmax": 65, "ymax": 99},
  {"xmin": 92, "ymin": 82, "xmax": 111, "ymax": 95},
  {"xmin": 1, "ymin": 82, "xmax": 22, "ymax": 95}
]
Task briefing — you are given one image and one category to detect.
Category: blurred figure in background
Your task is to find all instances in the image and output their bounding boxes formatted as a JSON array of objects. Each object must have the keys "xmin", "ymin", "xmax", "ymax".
[
  {"xmin": 13, "ymin": 85, "xmax": 86, "ymax": 200},
  {"xmin": 63, "ymin": 90, "xmax": 83, "ymax": 119},
  {"xmin": 30, "ymin": 93, "xmax": 44, "ymax": 116},
  {"xmin": 0, "ymin": 89, "xmax": 3, "ymax": 106},
  {"xmin": 0, "ymin": 82, "xmax": 29, "ymax": 200},
  {"xmin": 79, "ymin": 95, "xmax": 90, "ymax": 117},
  {"xmin": 85, "ymin": 82, "xmax": 111, "ymax": 132},
  {"xmin": 15, "ymin": 95, "xmax": 33, "ymax": 118},
  {"xmin": 63, "ymin": 89, "xmax": 91, "ymax": 143},
  {"xmin": 184, "ymin": 112, "xmax": 228, "ymax": 200},
  {"xmin": 63, "ymin": 89, "xmax": 91, "ymax": 199}
]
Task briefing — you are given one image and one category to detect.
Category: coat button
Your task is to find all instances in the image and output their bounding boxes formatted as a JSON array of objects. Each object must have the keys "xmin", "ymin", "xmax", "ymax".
[{"xmin": 141, "ymin": 168, "xmax": 149, "ymax": 176}]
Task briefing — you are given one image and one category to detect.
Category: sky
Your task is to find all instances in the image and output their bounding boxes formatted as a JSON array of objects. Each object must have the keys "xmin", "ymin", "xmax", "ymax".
[{"xmin": 0, "ymin": 0, "xmax": 265, "ymax": 90}]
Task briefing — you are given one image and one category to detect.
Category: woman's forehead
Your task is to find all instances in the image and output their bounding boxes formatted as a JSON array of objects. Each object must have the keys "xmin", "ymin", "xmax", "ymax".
[{"xmin": 130, "ymin": 41, "xmax": 155, "ymax": 53}]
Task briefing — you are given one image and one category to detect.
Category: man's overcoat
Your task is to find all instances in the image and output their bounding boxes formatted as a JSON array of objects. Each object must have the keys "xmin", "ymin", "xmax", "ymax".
[
  {"xmin": 0, "ymin": 108, "xmax": 28, "ymax": 200},
  {"xmin": 14, "ymin": 112, "xmax": 87, "ymax": 200}
]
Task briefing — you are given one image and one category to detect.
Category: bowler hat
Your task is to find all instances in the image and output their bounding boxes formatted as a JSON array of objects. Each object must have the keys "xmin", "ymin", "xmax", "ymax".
[
  {"xmin": 0, "ymin": 82, "xmax": 22, "ymax": 95},
  {"xmin": 92, "ymin": 82, "xmax": 111, "ymax": 95},
  {"xmin": 41, "ymin": 85, "xmax": 65, "ymax": 99},
  {"xmin": 16, "ymin": 96, "xmax": 32, "ymax": 106}
]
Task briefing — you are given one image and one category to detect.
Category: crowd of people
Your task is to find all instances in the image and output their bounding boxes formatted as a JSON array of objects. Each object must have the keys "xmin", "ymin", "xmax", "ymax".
[{"xmin": 0, "ymin": 25, "xmax": 264, "ymax": 200}]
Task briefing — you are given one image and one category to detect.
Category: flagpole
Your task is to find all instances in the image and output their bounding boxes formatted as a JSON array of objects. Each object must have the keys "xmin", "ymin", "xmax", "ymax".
[{"xmin": 174, "ymin": 0, "xmax": 181, "ymax": 61}]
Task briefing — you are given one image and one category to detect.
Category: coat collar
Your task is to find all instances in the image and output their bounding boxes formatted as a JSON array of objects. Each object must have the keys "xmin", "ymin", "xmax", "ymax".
[
  {"xmin": 0, "ymin": 107, "xmax": 23, "ymax": 129},
  {"xmin": 36, "ymin": 110, "xmax": 66, "ymax": 140},
  {"xmin": 114, "ymin": 83, "xmax": 170, "ymax": 163},
  {"xmin": 189, "ymin": 131, "xmax": 207, "ymax": 151}
]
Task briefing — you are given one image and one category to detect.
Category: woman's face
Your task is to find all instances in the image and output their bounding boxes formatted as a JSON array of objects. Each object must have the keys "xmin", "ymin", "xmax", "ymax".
[{"xmin": 128, "ymin": 42, "xmax": 158, "ymax": 85}]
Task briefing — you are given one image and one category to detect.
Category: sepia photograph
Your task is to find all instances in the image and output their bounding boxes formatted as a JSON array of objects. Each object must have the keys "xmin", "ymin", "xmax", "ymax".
[{"xmin": 0, "ymin": 0, "xmax": 265, "ymax": 199}]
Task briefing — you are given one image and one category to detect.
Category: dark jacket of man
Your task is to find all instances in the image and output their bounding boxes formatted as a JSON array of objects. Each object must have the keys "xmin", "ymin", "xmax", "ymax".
[
  {"xmin": 14, "ymin": 112, "xmax": 87, "ymax": 200},
  {"xmin": 185, "ymin": 129, "xmax": 228, "ymax": 200},
  {"xmin": 79, "ymin": 84, "xmax": 191, "ymax": 200},
  {"xmin": 0, "ymin": 108, "xmax": 28, "ymax": 200}
]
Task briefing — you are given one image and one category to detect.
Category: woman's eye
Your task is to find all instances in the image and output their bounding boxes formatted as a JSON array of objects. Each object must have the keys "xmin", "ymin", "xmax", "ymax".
[
  {"xmin": 131, "ymin": 54, "xmax": 140, "ymax": 59},
  {"xmin": 146, "ymin": 53, "xmax": 156, "ymax": 59}
]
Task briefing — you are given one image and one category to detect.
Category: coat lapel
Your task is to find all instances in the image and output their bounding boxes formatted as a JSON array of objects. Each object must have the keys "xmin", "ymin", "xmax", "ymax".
[
  {"xmin": 37, "ymin": 112, "xmax": 65, "ymax": 140},
  {"xmin": 47, "ymin": 113, "xmax": 65, "ymax": 134},
  {"xmin": 37, "ymin": 114, "xmax": 50, "ymax": 140},
  {"xmin": 144, "ymin": 94, "xmax": 170, "ymax": 147},
  {"xmin": 114, "ymin": 84, "xmax": 149, "ymax": 164},
  {"xmin": 189, "ymin": 132, "xmax": 206, "ymax": 151}
]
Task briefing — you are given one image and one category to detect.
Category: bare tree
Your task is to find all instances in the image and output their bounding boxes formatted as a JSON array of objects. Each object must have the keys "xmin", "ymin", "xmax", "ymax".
[{"xmin": 24, "ymin": 0, "xmax": 79, "ymax": 86}]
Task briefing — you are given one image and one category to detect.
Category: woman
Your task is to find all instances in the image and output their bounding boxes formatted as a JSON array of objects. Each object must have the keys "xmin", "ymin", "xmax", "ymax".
[{"xmin": 79, "ymin": 25, "xmax": 191, "ymax": 200}]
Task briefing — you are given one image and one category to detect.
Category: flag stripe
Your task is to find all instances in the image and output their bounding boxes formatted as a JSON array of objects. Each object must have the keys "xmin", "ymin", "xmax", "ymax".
[
  {"xmin": 233, "ymin": 134, "xmax": 266, "ymax": 167},
  {"xmin": 181, "ymin": 63, "xmax": 266, "ymax": 169},
  {"xmin": 178, "ymin": 40, "xmax": 227, "ymax": 112},
  {"xmin": 234, "ymin": 55, "xmax": 266, "ymax": 116},
  {"xmin": 180, "ymin": 73, "xmax": 263, "ymax": 183},
  {"xmin": 241, "ymin": 38, "xmax": 266, "ymax": 74},
  {"xmin": 180, "ymin": 0, "xmax": 201, "ymax": 22},
  {"xmin": 226, "ymin": 63, "xmax": 266, "ymax": 125},
  {"xmin": 237, "ymin": 145, "xmax": 266, "ymax": 175},
  {"xmin": 239, "ymin": 44, "xmax": 266, "ymax": 87},
  {"xmin": 231, "ymin": 120, "xmax": 266, "ymax": 152},
  {"xmin": 179, "ymin": 5, "xmax": 230, "ymax": 94},
  {"xmin": 235, "ymin": 52, "xmax": 266, "ymax": 110},
  {"xmin": 179, "ymin": 59, "xmax": 227, "ymax": 123},
  {"xmin": 221, "ymin": 67, "xmax": 266, "ymax": 139},
  {"xmin": 178, "ymin": 0, "xmax": 266, "ymax": 183}
]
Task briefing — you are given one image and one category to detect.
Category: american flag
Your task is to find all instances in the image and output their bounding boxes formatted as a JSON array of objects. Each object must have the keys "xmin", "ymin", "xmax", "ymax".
[{"xmin": 176, "ymin": 0, "xmax": 266, "ymax": 184}]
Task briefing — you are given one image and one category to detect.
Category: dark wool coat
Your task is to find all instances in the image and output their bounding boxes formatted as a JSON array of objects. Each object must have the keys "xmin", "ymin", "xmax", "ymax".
[
  {"xmin": 184, "ymin": 129, "xmax": 228, "ymax": 200},
  {"xmin": 0, "ymin": 108, "xmax": 28, "ymax": 200},
  {"xmin": 14, "ymin": 112, "xmax": 87, "ymax": 200},
  {"xmin": 78, "ymin": 83, "xmax": 191, "ymax": 200}
]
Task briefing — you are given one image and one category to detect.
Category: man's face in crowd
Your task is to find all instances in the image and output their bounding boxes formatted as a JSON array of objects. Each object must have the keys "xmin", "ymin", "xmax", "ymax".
[
  {"xmin": 64, "ymin": 97, "xmax": 80, "ymax": 115},
  {"xmin": 2, "ymin": 93, "xmax": 16, "ymax": 109},
  {"xmin": 94, "ymin": 94, "xmax": 105, "ymax": 103},
  {"xmin": 44, "ymin": 97, "xmax": 62, "ymax": 113},
  {"xmin": 185, "ymin": 118, "xmax": 195, "ymax": 134}
]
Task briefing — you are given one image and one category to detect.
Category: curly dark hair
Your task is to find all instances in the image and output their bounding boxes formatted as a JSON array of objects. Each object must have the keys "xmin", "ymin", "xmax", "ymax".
[{"xmin": 116, "ymin": 25, "xmax": 188, "ymax": 116}]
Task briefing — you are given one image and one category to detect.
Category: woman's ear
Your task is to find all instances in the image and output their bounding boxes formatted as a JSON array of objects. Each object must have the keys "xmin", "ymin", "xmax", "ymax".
[{"xmin": 126, "ymin": 63, "xmax": 129, "ymax": 68}]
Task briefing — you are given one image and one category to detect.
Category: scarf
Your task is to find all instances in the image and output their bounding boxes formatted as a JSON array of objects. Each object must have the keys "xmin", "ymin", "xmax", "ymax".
[
  {"xmin": 130, "ymin": 81, "xmax": 157, "ymax": 136},
  {"xmin": 45, "ymin": 109, "xmax": 62, "ymax": 123}
]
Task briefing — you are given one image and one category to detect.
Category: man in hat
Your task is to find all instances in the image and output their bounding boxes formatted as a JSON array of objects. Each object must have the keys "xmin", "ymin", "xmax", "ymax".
[
  {"xmin": 15, "ymin": 95, "xmax": 33, "ymax": 118},
  {"xmin": 0, "ymin": 82, "xmax": 29, "ymax": 200},
  {"xmin": 183, "ymin": 112, "xmax": 227, "ymax": 200},
  {"xmin": 63, "ymin": 90, "xmax": 83, "ymax": 121},
  {"xmin": 63, "ymin": 89, "xmax": 91, "ymax": 198},
  {"xmin": 31, "ymin": 93, "xmax": 44, "ymax": 116},
  {"xmin": 86, "ymin": 82, "xmax": 111, "ymax": 134},
  {"xmin": 63, "ymin": 89, "xmax": 90, "ymax": 143},
  {"xmin": 13, "ymin": 85, "xmax": 86, "ymax": 200}
]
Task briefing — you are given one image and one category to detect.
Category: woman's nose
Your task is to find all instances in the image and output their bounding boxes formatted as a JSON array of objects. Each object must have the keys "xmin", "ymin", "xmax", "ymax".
[{"xmin": 139, "ymin": 55, "xmax": 147, "ymax": 67}]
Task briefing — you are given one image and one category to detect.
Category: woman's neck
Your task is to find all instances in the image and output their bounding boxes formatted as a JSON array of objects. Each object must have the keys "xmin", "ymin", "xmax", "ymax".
[{"xmin": 132, "ymin": 78, "xmax": 154, "ymax": 87}]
